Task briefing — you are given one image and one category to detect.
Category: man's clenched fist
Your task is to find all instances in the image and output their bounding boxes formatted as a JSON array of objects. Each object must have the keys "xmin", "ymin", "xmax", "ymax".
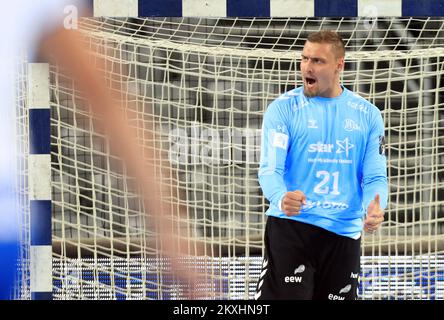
[{"xmin": 281, "ymin": 190, "xmax": 307, "ymax": 216}]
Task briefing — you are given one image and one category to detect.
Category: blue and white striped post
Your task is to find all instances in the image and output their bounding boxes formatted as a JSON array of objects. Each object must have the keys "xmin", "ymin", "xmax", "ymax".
[{"xmin": 27, "ymin": 63, "xmax": 52, "ymax": 300}]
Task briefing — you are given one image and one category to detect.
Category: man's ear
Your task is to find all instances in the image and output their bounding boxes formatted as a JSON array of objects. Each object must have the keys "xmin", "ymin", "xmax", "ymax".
[{"xmin": 337, "ymin": 57, "xmax": 345, "ymax": 72}]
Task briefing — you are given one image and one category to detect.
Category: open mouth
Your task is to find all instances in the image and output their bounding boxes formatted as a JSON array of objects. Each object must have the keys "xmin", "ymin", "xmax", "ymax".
[{"xmin": 304, "ymin": 77, "xmax": 317, "ymax": 88}]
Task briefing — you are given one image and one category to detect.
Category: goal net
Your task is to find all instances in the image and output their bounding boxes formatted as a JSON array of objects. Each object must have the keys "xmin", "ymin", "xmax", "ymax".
[{"xmin": 18, "ymin": 17, "xmax": 444, "ymax": 300}]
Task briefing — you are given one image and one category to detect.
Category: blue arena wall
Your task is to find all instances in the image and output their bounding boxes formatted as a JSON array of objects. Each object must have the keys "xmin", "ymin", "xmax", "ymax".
[{"xmin": 87, "ymin": 0, "xmax": 444, "ymax": 17}]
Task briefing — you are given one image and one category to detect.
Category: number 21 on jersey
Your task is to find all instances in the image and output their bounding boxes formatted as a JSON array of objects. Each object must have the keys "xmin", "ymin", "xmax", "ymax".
[{"xmin": 313, "ymin": 171, "xmax": 340, "ymax": 195}]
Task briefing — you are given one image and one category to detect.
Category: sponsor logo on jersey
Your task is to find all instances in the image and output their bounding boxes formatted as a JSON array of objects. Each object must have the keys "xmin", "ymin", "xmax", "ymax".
[
  {"xmin": 328, "ymin": 294, "xmax": 345, "ymax": 300},
  {"xmin": 272, "ymin": 132, "xmax": 289, "ymax": 150},
  {"xmin": 307, "ymin": 158, "xmax": 352, "ymax": 165},
  {"xmin": 294, "ymin": 264, "xmax": 305, "ymax": 274},
  {"xmin": 303, "ymin": 200, "xmax": 349, "ymax": 210},
  {"xmin": 328, "ymin": 284, "xmax": 352, "ymax": 300},
  {"xmin": 308, "ymin": 142, "xmax": 334, "ymax": 153},
  {"xmin": 284, "ymin": 264, "xmax": 305, "ymax": 284},
  {"xmin": 344, "ymin": 118, "xmax": 361, "ymax": 132},
  {"xmin": 339, "ymin": 284, "xmax": 352, "ymax": 294},
  {"xmin": 347, "ymin": 100, "xmax": 369, "ymax": 114},
  {"xmin": 335, "ymin": 138, "xmax": 354, "ymax": 157},
  {"xmin": 308, "ymin": 138, "xmax": 354, "ymax": 157},
  {"xmin": 284, "ymin": 276, "xmax": 303, "ymax": 283}
]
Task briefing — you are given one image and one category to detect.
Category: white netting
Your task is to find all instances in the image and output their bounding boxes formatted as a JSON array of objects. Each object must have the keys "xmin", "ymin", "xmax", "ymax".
[{"xmin": 18, "ymin": 17, "xmax": 444, "ymax": 299}]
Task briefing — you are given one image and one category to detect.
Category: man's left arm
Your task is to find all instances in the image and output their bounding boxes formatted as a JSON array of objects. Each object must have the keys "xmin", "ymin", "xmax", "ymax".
[{"xmin": 362, "ymin": 108, "xmax": 388, "ymax": 232}]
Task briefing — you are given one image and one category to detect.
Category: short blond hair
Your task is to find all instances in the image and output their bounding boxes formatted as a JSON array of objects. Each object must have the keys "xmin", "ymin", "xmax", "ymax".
[{"xmin": 306, "ymin": 30, "xmax": 345, "ymax": 58}]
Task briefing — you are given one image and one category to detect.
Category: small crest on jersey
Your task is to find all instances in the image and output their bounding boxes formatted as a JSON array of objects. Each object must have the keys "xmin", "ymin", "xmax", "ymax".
[
  {"xmin": 344, "ymin": 118, "xmax": 361, "ymax": 132},
  {"xmin": 378, "ymin": 135, "xmax": 386, "ymax": 155}
]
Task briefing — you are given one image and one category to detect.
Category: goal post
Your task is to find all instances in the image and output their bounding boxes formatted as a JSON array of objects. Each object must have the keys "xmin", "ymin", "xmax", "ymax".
[{"xmin": 16, "ymin": 15, "xmax": 444, "ymax": 300}]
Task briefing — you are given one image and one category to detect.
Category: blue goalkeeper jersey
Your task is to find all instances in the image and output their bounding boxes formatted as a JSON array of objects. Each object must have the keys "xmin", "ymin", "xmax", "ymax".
[{"xmin": 258, "ymin": 86, "xmax": 388, "ymax": 239}]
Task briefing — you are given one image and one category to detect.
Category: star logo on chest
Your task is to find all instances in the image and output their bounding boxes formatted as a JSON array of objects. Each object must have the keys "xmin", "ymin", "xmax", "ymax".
[{"xmin": 336, "ymin": 138, "xmax": 354, "ymax": 157}]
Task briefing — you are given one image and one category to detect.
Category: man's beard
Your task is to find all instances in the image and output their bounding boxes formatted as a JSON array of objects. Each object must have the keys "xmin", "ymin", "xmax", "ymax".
[{"xmin": 303, "ymin": 85, "xmax": 318, "ymax": 97}]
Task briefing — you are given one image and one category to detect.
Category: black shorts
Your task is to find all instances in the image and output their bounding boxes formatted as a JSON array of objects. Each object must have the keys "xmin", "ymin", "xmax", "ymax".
[{"xmin": 255, "ymin": 216, "xmax": 361, "ymax": 300}]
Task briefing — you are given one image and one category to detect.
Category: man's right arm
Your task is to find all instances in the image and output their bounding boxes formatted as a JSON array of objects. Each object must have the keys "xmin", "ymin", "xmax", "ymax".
[
  {"xmin": 38, "ymin": 26, "xmax": 208, "ymax": 298},
  {"xmin": 258, "ymin": 102, "xmax": 290, "ymax": 210}
]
